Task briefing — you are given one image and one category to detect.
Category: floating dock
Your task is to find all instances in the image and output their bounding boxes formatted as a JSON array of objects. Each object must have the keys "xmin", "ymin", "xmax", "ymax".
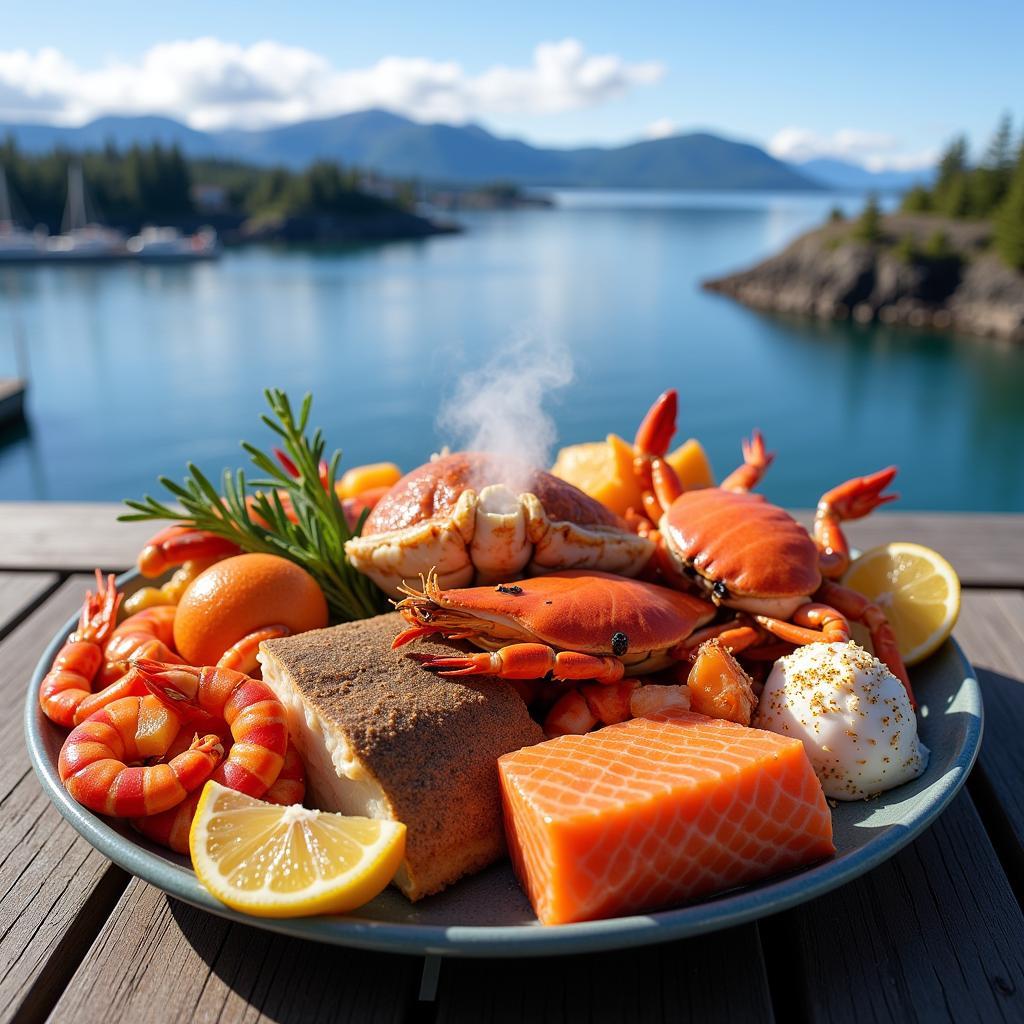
[{"xmin": 0, "ymin": 378, "xmax": 26, "ymax": 427}]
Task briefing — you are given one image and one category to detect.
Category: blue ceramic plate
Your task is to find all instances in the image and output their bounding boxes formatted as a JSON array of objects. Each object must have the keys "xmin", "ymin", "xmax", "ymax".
[{"xmin": 25, "ymin": 570, "xmax": 982, "ymax": 958}]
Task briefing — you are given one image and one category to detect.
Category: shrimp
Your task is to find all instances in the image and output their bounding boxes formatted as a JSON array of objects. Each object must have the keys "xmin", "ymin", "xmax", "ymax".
[
  {"xmin": 133, "ymin": 659, "xmax": 288, "ymax": 797},
  {"xmin": 134, "ymin": 738, "xmax": 306, "ymax": 853},
  {"xmin": 58, "ymin": 695, "xmax": 223, "ymax": 817},
  {"xmin": 100, "ymin": 605, "xmax": 184, "ymax": 685},
  {"xmin": 40, "ymin": 571, "xmax": 122, "ymax": 728},
  {"xmin": 215, "ymin": 624, "xmax": 290, "ymax": 677}
]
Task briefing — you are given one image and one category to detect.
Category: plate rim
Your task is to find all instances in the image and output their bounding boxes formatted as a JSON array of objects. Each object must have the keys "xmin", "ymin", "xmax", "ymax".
[{"xmin": 25, "ymin": 569, "xmax": 984, "ymax": 958}]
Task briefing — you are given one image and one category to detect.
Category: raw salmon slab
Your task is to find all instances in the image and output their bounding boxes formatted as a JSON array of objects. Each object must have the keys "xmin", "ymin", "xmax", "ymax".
[{"xmin": 498, "ymin": 710, "xmax": 834, "ymax": 925}]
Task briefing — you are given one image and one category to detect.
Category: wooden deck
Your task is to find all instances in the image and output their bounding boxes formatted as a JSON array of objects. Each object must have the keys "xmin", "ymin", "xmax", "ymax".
[{"xmin": 1, "ymin": 503, "xmax": 1022, "ymax": 1023}]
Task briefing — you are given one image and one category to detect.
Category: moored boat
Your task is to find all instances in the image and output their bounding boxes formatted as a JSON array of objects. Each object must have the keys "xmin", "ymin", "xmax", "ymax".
[{"xmin": 127, "ymin": 225, "xmax": 221, "ymax": 262}]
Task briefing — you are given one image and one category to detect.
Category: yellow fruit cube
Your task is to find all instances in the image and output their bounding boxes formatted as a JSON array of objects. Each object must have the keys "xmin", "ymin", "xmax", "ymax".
[{"xmin": 666, "ymin": 439, "xmax": 714, "ymax": 490}]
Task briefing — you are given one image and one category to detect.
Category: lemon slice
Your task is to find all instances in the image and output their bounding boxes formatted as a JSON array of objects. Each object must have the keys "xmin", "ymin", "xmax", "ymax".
[
  {"xmin": 842, "ymin": 542, "xmax": 961, "ymax": 666},
  {"xmin": 189, "ymin": 782, "xmax": 406, "ymax": 918}
]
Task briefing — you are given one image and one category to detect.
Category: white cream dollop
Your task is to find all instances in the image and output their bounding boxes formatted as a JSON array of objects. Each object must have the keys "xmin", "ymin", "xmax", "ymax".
[{"xmin": 753, "ymin": 641, "xmax": 928, "ymax": 800}]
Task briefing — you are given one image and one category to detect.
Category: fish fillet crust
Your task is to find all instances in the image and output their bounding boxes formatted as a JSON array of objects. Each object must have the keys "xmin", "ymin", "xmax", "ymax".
[
  {"xmin": 259, "ymin": 613, "xmax": 544, "ymax": 901},
  {"xmin": 499, "ymin": 710, "xmax": 835, "ymax": 925}
]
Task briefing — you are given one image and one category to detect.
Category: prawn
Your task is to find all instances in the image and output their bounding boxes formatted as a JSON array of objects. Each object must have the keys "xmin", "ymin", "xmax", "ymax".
[
  {"xmin": 40, "ymin": 571, "xmax": 122, "ymax": 728},
  {"xmin": 58, "ymin": 694, "xmax": 223, "ymax": 817}
]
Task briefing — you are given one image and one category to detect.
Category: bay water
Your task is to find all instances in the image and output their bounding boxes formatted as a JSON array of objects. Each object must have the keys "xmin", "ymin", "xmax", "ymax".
[{"xmin": 1, "ymin": 190, "xmax": 1021, "ymax": 511}]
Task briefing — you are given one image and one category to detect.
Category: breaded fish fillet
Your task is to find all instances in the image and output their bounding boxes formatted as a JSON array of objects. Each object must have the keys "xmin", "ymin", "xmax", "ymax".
[{"xmin": 258, "ymin": 612, "xmax": 544, "ymax": 901}]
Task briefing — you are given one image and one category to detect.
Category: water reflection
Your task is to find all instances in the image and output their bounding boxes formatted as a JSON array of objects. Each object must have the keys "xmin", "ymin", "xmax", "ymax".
[{"xmin": 0, "ymin": 191, "xmax": 1021, "ymax": 510}]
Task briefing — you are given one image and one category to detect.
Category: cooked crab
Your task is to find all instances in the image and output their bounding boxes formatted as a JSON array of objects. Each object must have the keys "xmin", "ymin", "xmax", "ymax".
[
  {"xmin": 632, "ymin": 392, "xmax": 913, "ymax": 704},
  {"xmin": 389, "ymin": 568, "xmax": 756, "ymax": 735},
  {"xmin": 345, "ymin": 452, "xmax": 654, "ymax": 596}
]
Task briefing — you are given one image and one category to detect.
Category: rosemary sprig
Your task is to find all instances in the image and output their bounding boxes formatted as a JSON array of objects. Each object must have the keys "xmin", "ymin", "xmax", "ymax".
[{"xmin": 119, "ymin": 388, "xmax": 388, "ymax": 621}]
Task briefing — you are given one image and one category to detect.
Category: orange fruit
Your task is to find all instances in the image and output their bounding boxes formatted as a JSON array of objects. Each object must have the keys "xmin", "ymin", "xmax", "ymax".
[
  {"xmin": 337, "ymin": 462, "xmax": 402, "ymax": 499},
  {"xmin": 174, "ymin": 553, "xmax": 328, "ymax": 666}
]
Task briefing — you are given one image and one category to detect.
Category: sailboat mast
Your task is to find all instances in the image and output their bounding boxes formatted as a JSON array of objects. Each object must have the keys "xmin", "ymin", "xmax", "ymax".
[
  {"xmin": 62, "ymin": 163, "xmax": 89, "ymax": 233},
  {"xmin": 0, "ymin": 167, "xmax": 11, "ymax": 229}
]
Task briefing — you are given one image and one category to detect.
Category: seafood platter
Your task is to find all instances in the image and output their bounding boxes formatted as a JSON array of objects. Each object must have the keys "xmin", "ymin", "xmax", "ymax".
[{"xmin": 25, "ymin": 388, "xmax": 980, "ymax": 955}]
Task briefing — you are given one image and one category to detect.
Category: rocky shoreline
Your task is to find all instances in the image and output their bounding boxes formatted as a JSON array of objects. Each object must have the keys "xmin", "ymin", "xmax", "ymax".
[{"xmin": 704, "ymin": 213, "xmax": 1024, "ymax": 343}]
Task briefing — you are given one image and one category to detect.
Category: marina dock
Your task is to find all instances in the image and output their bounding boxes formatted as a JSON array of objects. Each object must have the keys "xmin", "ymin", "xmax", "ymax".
[{"xmin": 0, "ymin": 379, "xmax": 25, "ymax": 428}]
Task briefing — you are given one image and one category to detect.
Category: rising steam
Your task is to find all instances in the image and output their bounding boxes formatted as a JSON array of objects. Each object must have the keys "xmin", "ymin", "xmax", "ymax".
[{"xmin": 438, "ymin": 329, "xmax": 573, "ymax": 486}]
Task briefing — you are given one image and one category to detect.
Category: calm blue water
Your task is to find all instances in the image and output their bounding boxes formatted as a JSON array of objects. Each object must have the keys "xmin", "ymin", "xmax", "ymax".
[{"xmin": 1, "ymin": 190, "xmax": 1022, "ymax": 511}]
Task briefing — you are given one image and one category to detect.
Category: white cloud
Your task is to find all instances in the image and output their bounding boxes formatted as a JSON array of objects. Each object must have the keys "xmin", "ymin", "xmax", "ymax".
[
  {"xmin": 0, "ymin": 38, "xmax": 664, "ymax": 130},
  {"xmin": 768, "ymin": 126, "xmax": 936, "ymax": 172},
  {"xmin": 644, "ymin": 117, "xmax": 679, "ymax": 139}
]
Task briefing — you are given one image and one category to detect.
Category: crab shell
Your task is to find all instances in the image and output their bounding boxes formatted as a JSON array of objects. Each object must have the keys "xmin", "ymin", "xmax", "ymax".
[
  {"xmin": 661, "ymin": 489, "xmax": 821, "ymax": 616},
  {"xmin": 405, "ymin": 569, "xmax": 716, "ymax": 673},
  {"xmin": 345, "ymin": 452, "xmax": 654, "ymax": 595}
]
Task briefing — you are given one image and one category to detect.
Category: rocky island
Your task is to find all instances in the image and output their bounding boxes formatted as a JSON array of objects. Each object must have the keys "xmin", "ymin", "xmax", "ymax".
[
  {"xmin": 704, "ymin": 212, "xmax": 1024, "ymax": 343},
  {"xmin": 707, "ymin": 120, "xmax": 1024, "ymax": 344}
]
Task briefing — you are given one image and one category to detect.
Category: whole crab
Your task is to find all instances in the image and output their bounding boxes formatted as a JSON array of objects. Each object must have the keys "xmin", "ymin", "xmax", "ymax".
[
  {"xmin": 344, "ymin": 452, "xmax": 653, "ymax": 595},
  {"xmin": 632, "ymin": 391, "xmax": 913, "ymax": 703},
  {"xmin": 392, "ymin": 569, "xmax": 758, "ymax": 735}
]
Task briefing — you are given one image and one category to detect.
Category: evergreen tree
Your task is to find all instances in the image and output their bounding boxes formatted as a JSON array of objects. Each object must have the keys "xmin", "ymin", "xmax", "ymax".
[
  {"xmin": 853, "ymin": 193, "xmax": 883, "ymax": 242},
  {"xmin": 933, "ymin": 135, "xmax": 968, "ymax": 213},
  {"xmin": 939, "ymin": 172, "xmax": 971, "ymax": 218},
  {"xmin": 970, "ymin": 113, "xmax": 1014, "ymax": 216},
  {"xmin": 994, "ymin": 143, "xmax": 1024, "ymax": 270},
  {"xmin": 901, "ymin": 185, "xmax": 932, "ymax": 213}
]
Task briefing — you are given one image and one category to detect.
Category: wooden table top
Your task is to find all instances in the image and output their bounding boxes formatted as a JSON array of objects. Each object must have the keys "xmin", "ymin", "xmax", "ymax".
[{"xmin": 1, "ymin": 503, "xmax": 1022, "ymax": 1023}]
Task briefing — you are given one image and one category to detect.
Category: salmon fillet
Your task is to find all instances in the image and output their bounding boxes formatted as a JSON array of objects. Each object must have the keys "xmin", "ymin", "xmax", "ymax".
[{"xmin": 498, "ymin": 710, "xmax": 834, "ymax": 925}]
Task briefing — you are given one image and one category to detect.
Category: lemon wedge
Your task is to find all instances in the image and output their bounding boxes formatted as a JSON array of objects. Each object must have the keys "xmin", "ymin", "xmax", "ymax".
[
  {"xmin": 189, "ymin": 782, "xmax": 406, "ymax": 918},
  {"xmin": 842, "ymin": 542, "xmax": 961, "ymax": 666}
]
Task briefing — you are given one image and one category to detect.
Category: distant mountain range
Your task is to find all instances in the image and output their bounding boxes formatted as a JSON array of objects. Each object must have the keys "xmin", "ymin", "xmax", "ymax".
[
  {"xmin": 794, "ymin": 157, "xmax": 934, "ymax": 192},
  {"xmin": 0, "ymin": 110, "xmax": 931, "ymax": 192}
]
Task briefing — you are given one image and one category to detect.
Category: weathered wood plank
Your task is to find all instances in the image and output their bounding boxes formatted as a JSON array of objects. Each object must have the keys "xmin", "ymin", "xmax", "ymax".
[
  {"xmin": 0, "ymin": 503, "xmax": 1021, "ymax": 586},
  {"xmin": 435, "ymin": 924, "xmax": 773, "ymax": 1023},
  {"xmin": 0, "ymin": 573, "xmax": 57, "ymax": 637},
  {"xmin": 773, "ymin": 790, "xmax": 1024, "ymax": 1023},
  {"xmin": 0, "ymin": 504, "xmax": 151, "ymax": 572},
  {"xmin": 954, "ymin": 589, "xmax": 1024, "ymax": 889},
  {"xmin": 0, "ymin": 577, "xmax": 130, "ymax": 1024},
  {"xmin": 48, "ymin": 880, "xmax": 421, "ymax": 1024}
]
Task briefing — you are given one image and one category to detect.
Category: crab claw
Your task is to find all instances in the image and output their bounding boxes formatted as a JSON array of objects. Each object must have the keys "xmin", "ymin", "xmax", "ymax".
[
  {"xmin": 742, "ymin": 430, "xmax": 774, "ymax": 473},
  {"xmin": 414, "ymin": 651, "xmax": 501, "ymax": 677},
  {"xmin": 819, "ymin": 466, "xmax": 899, "ymax": 521},
  {"xmin": 633, "ymin": 389, "xmax": 678, "ymax": 457},
  {"xmin": 721, "ymin": 430, "xmax": 775, "ymax": 493},
  {"xmin": 137, "ymin": 525, "xmax": 242, "ymax": 578}
]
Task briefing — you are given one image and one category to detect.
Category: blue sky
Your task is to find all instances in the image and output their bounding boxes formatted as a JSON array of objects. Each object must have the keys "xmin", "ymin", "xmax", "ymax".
[{"xmin": 4, "ymin": 1, "xmax": 1022, "ymax": 168}]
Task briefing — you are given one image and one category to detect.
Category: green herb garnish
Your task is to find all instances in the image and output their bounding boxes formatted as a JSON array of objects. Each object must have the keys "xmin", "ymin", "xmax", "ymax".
[{"xmin": 120, "ymin": 388, "xmax": 387, "ymax": 621}]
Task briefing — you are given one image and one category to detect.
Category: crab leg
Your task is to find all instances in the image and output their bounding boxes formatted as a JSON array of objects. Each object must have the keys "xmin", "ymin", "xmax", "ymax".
[
  {"xmin": 753, "ymin": 603, "xmax": 851, "ymax": 647},
  {"xmin": 416, "ymin": 642, "xmax": 626, "ymax": 684},
  {"xmin": 649, "ymin": 458, "xmax": 683, "ymax": 517},
  {"xmin": 670, "ymin": 618, "xmax": 763, "ymax": 658},
  {"xmin": 816, "ymin": 581, "xmax": 914, "ymax": 706},
  {"xmin": 720, "ymin": 430, "xmax": 774, "ymax": 493},
  {"xmin": 814, "ymin": 466, "xmax": 899, "ymax": 578}
]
